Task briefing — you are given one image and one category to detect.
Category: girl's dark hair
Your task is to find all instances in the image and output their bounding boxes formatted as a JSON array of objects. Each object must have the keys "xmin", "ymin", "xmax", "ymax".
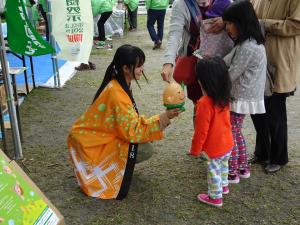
[
  {"xmin": 93, "ymin": 44, "xmax": 147, "ymax": 103},
  {"xmin": 196, "ymin": 57, "xmax": 232, "ymax": 108},
  {"xmin": 222, "ymin": 0, "xmax": 264, "ymax": 45}
]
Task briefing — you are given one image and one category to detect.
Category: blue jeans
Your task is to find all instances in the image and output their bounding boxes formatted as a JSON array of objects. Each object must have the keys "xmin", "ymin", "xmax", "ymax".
[{"xmin": 147, "ymin": 9, "xmax": 166, "ymax": 44}]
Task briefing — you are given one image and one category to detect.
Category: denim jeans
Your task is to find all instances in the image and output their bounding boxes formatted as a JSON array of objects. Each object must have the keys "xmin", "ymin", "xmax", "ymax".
[{"xmin": 147, "ymin": 9, "xmax": 166, "ymax": 44}]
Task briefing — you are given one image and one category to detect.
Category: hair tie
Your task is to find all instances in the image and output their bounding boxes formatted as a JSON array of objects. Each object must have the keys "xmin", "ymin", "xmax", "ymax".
[{"xmin": 113, "ymin": 65, "xmax": 118, "ymax": 75}]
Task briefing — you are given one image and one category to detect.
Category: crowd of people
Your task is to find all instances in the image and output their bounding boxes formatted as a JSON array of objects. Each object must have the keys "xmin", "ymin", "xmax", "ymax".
[{"xmin": 28, "ymin": 0, "xmax": 300, "ymax": 207}]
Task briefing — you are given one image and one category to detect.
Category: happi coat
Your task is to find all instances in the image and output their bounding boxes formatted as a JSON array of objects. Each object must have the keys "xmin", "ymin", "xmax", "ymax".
[{"xmin": 68, "ymin": 79, "xmax": 164, "ymax": 199}]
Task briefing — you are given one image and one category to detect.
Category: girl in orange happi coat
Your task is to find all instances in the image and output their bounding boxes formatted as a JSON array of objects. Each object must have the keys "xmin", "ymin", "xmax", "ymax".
[{"xmin": 68, "ymin": 44, "xmax": 181, "ymax": 200}]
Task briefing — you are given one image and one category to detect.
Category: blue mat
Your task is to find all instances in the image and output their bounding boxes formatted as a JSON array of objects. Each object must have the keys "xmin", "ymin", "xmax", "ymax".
[
  {"xmin": 2, "ymin": 22, "xmax": 67, "ymax": 86},
  {"xmin": 7, "ymin": 53, "xmax": 66, "ymax": 86}
]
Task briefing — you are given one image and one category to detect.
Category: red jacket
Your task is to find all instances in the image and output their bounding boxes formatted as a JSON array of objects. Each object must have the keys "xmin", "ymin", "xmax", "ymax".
[{"xmin": 190, "ymin": 96, "xmax": 234, "ymax": 158}]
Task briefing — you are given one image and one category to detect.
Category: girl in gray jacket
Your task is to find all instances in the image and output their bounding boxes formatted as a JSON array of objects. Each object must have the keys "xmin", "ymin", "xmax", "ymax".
[{"xmin": 222, "ymin": 0, "xmax": 267, "ymax": 184}]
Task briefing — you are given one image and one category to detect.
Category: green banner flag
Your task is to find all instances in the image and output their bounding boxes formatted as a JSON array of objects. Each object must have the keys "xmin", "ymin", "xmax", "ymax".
[{"xmin": 5, "ymin": 0, "xmax": 55, "ymax": 56}]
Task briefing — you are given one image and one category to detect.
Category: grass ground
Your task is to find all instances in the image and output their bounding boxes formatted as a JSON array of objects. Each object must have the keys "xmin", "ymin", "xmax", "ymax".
[{"xmin": 6, "ymin": 14, "xmax": 300, "ymax": 225}]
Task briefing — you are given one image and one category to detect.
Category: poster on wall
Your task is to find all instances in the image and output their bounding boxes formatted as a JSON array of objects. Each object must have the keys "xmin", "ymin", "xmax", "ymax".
[
  {"xmin": 51, "ymin": 0, "xmax": 93, "ymax": 63},
  {"xmin": 0, "ymin": 150, "xmax": 65, "ymax": 225}
]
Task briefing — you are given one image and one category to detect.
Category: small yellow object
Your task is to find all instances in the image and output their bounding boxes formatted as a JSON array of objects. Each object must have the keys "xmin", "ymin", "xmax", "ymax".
[{"xmin": 163, "ymin": 82, "xmax": 185, "ymax": 111}]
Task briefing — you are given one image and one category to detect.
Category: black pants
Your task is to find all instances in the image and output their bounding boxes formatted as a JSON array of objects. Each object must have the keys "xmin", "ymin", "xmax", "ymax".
[
  {"xmin": 251, "ymin": 95, "xmax": 288, "ymax": 165},
  {"xmin": 97, "ymin": 11, "xmax": 112, "ymax": 41},
  {"xmin": 128, "ymin": 8, "xmax": 138, "ymax": 29}
]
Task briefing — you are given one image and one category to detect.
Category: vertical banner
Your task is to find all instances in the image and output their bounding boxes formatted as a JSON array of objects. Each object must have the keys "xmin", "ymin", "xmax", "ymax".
[
  {"xmin": 5, "ymin": 0, "xmax": 55, "ymax": 56},
  {"xmin": 51, "ymin": 0, "xmax": 93, "ymax": 63}
]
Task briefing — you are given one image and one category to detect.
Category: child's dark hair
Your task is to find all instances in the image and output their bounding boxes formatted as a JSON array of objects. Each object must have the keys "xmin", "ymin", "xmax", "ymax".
[
  {"xmin": 196, "ymin": 57, "xmax": 231, "ymax": 108},
  {"xmin": 93, "ymin": 44, "xmax": 147, "ymax": 103},
  {"xmin": 222, "ymin": 0, "xmax": 264, "ymax": 45}
]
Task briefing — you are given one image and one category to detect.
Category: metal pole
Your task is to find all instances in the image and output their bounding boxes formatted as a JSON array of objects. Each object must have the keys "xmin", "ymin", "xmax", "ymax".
[
  {"xmin": 0, "ymin": 18, "xmax": 23, "ymax": 159},
  {"xmin": 46, "ymin": 0, "xmax": 60, "ymax": 87}
]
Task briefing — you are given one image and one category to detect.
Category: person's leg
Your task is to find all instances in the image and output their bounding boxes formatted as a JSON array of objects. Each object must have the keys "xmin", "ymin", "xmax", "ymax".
[
  {"xmin": 221, "ymin": 151, "xmax": 231, "ymax": 192},
  {"xmin": 156, "ymin": 9, "xmax": 166, "ymax": 43},
  {"xmin": 147, "ymin": 9, "xmax": 159, "ymax": 43},
  {"xmin": 207, "ymin": 159, "xmax": 222, "ymax": 199},
  {"xmin": 228, "ymin": 112, "xmax": 241, "ymax": 183},
  {"xmin": 250, "ymin": 98, "xmax": 271, "ymax": 163},
  {"xmin": 97, "ymin": 11, "xmax": 112, "ymax": 41},
  {"xmin": 234, "ymin": 114, "xmax": 250, "ymax": 177},
  {"xmin": 268, "ymin": 95, "xmax": 288, "ymax": 166},
  {"xmin": 197, "ymin": 157, "xmax": 223, "ymax": 207},
  {"xmin": 131, "ymin": 8, "xmax": 138, "ymax": 29},
  {"xmin": 127, "ymin": 9, "xmax": 134, "ymax": 30}
]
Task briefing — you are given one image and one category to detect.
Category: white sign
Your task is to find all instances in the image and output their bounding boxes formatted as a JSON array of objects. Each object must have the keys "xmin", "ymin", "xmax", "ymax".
[{"xmin": 52, "ymin": 0, "xmax": 93, "ymax": 63}]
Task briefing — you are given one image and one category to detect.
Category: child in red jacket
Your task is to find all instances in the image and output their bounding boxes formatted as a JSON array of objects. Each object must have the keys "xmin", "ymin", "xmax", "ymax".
[{"xmin": 188, "ymin": 57, "xmax": 234, "ymax": 207}]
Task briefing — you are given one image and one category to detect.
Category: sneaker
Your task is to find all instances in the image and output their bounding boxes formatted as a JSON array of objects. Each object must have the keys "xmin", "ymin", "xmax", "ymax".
[
  {"xmin": 265, "ymin": 164, "xmax": 281, "ymax": 173},
  {"xmin": 239, "ymin": 168, "xmax": 251, "ymax": 179},
  {"xmin": 197, "ymin": 194, "xmax": 223, "ymax": 207},
  {"xmin": 128, "ymin": 28, "xmax": 137, "ymax": 32},
  {"xmin": 228, "ymin": 174, "xmax": 240, "ymax": 184},
  {"xmin": 93, "ymin": 40, "xmax": 100, "ymax": 46},
  {"xmin": 222, "ymin": 186, "xmax": 229, "ymax": 194},
  {"xmin": 95, "ymin": 41, "xmax": 113, "ymax": 50},
  {"xmin": 105, "ymin": 36, "xmax": 112, "ymax": 41}
]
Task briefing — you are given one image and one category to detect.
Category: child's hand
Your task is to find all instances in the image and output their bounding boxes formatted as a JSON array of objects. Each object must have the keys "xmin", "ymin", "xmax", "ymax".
[{"xmin": 166, "ymin": 108, "xmax": 181, "ymax": 119}]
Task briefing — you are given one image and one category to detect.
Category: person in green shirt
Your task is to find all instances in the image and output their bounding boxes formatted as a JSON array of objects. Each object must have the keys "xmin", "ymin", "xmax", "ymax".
[
  {"xmin": 146, "ymin": 0, "xmax": 169, "ymax": 50},
  {"xmin": 124, "ymin": 0, "xmax": 139, "ymax": 31},
  {"xmin": 37, "ymin": 0, "xmax": 49, "ymax": 41},
  {"xmin": 92, "ymin": 0, "xmax": 114, "ymax": 49}
]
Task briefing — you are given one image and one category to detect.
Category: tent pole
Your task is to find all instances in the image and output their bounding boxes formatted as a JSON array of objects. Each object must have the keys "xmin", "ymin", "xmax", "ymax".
[
  {"xmin": 0, "ymin": 17, "xmax": 23, "ymax": 159},
  {"xmin": 46, "ymin": 0, "xmax": 60, "ymax": 87}
]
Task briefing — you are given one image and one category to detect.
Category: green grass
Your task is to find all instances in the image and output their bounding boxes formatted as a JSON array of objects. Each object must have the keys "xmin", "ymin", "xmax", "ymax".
[{"xmin": 11, "ymin": 12, "xmax": 300, "ymax": 225}]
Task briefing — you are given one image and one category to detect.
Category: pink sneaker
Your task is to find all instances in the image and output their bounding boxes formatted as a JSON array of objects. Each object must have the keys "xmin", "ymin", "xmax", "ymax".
[
  {"xmin": 223, "ymin": 186, "xmax": 229, "ymax": 194},
  {"xmin": 197, "ymin": 194, "xmax": 223, "ymax": 207},
  {"xmin": 239, "ymin": 168, "xmax": 251, "ymax": 179},
  {"xmin": 228, "ymin": 174, "xmax": 240, "ymax": 184}
]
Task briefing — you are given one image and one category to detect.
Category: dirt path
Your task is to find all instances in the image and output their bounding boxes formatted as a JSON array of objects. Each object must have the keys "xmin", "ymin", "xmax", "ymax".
[{"xmin": 14, "ymin": 15, "xmax": 300, "ymax": 225}]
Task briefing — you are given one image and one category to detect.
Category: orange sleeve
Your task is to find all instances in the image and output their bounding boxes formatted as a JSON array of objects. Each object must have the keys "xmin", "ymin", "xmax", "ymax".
[
  {"xmin": 110, "ymin": 95, "xmax": 163, "ymax": 144},
  {"xmin": 189, "ymin": 98, "xmax": 213, "ymax": 156}
]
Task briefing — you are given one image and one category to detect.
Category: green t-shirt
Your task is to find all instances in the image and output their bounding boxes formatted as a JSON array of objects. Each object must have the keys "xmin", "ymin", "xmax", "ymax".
[
  {"xmin": 146, "ymin": 0, "xmax": 169, "ymax": 10},
  {"xmin": 124, "ymin": 0, "xmax": 139, "ymax": 11},
  {"xmin": 91, "ymin": 0, "xmax": 114, "ymax": 16}
]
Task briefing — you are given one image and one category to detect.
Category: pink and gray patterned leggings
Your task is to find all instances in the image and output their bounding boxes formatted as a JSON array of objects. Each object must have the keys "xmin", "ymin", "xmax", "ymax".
[{"xmin": 229, "ymin": 112, "xmax": 249, "ymax": 175}]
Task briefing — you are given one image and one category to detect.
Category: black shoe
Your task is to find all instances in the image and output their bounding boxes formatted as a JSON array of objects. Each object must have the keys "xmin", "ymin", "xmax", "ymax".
[
  {"xmin": 75, "ymin": 63, "xmax": 90, "ymax": 71},
  {"xmin": 265, "ymin": 164, "xmax": 281, "ymax": 173},
  {"xmin": 248, "ymin": 155, "xmax": 268, "ymax": 165},
  {"xmin": 153, "ymin": 40, "xmax": 162, "ymax": 50},
  {"xmin": 88, "ymin": 61, "xmax": 96, "ymax": 70}
]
